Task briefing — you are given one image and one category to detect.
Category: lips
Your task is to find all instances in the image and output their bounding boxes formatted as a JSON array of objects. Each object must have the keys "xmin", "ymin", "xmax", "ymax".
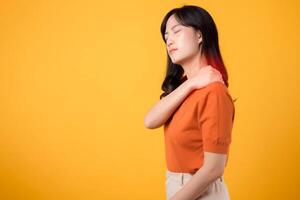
[{"xmin": 169, "ymin": 48, "xmax": 178, "ymax": 54}]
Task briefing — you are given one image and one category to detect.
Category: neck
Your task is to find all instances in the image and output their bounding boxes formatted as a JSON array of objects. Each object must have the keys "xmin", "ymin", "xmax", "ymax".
[{"xmin": 181, "ymin": 51, "xmax": 208, "ymax": 79}]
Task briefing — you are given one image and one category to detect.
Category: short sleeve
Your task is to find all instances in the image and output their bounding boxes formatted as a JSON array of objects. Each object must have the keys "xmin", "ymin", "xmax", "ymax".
[{"xmin": 198, "ymin": 84, "xmax": 235, "ymax": 154}]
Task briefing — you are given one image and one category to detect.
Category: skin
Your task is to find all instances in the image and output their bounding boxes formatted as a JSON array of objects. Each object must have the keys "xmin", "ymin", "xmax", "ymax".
[
  {"xmin": 164, "ymin": 14, "xmax": 228, "ymax": 200},
  {"xmin": 164, "ymin": 14, "xmax": 208, "ymax": 80}
]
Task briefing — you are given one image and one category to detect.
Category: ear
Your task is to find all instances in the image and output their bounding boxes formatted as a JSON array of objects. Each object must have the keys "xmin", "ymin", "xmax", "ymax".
[{"xmin": 196, "ymin": 30, "xmax": 202, "ymax": 44}]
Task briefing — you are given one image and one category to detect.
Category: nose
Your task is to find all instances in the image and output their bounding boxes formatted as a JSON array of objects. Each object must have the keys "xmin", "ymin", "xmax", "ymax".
[
  {"xmin": 166, "ymin": 36, "xmax": 174, "ymax": 47},
  {"xmin": 167, "ymin": 40, "xmax": 174, "ymax": 48}
]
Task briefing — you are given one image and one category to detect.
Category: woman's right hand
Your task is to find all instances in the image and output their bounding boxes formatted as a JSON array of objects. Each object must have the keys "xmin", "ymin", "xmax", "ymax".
[{"xmin": 188, "ymin": 65, "xmax": 224, "ymax": 90}]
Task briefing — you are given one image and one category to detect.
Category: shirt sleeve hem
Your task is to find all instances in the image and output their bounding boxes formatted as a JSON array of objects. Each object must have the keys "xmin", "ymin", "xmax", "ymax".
[{"xmin": 203, "ymin": 144, "xmax": 229, "ymax": 154}]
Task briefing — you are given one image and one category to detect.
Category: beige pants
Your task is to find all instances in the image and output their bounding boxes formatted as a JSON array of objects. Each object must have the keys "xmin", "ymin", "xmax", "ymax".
[{"xmin": 165, "ymin": 169, "xmax": 230, "ymax": 200}]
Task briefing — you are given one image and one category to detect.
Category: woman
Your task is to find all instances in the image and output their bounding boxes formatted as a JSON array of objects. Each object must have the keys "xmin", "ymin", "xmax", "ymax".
[{"xmin": 144, "ymin": 5, "xmax": 236, "ymax": 200}]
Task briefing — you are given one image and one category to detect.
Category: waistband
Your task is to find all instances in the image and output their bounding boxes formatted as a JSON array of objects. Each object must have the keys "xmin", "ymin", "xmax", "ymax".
[
  {"xmin": 166, "ymin": 169, "xmax": 194, "ymax": 177},
  {"xmin": 166, "ymin": 169, "xmax": 223, "ymax": 183}
]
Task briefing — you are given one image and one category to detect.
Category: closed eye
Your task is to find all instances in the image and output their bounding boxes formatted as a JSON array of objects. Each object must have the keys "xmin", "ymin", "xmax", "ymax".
[{"xmin": 165, "ymin": 30, "xmax": 181, "ymax": 41}]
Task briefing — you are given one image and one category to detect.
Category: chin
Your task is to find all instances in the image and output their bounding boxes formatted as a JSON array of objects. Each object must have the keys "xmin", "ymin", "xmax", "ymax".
[{"xmin": 171, "ymin": 55, "xmax": 186, "ymax": 65}]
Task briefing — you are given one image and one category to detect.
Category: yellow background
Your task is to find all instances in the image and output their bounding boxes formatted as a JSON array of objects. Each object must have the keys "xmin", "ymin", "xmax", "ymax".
[{"xmin": 1, "ymin": 0, "xmax": 299, "ymax": 199}]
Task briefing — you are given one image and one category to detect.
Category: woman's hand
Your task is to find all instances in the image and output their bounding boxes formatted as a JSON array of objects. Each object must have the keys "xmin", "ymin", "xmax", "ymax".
[{"xmin": 188, "ymin": 65, "xmax": 224, "ymax": 90}]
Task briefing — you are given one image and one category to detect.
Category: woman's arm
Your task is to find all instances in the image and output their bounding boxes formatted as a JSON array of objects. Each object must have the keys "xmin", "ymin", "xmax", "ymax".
[
  {"xmin": 144, "ymin": 65, "xmax": 223, "ymax": 129},
  {"xmin": 144, "ymin": 79, "xmax": 194, "ymax": 129},
  {"xmin": 170, "ymin": 152, "xmax": 227, "ymax": 200},
  {"xmin": 144, "ymin": 65, "xmax": 224, "ymax": 129}
]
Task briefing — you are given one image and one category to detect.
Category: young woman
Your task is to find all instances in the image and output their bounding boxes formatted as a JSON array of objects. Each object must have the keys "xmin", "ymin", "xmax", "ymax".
[{"xmin": 144, "ymin": 5, "xmax": 236, "ymax": 200}]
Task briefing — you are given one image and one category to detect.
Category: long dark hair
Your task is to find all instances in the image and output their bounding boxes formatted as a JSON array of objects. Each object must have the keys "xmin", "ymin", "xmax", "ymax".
[{"xmin": 160, "ymin": 5, "xmax": 231, "ymax": 99}]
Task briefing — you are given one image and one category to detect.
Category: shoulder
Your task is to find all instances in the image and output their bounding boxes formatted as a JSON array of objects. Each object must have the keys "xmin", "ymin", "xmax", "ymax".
[
  {"xmin": 193, "ymin": 81, "xmax": 229, "ymax": 97},
  {"xmin": 191, "ymin": 82, "xmax": 234, "ymax": 105}
]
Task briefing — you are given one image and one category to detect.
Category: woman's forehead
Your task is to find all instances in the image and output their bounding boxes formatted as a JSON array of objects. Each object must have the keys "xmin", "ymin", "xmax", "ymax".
[
  {"xmin": 166, "ymin": 15, "xmax": 179, "ymax": 28},
  {"xmin": 165, "ymin": 17, "xmax": 182, "ymax": 34}
]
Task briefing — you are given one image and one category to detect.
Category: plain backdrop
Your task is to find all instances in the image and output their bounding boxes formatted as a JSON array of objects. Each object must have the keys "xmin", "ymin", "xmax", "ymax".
[{"xmin": 0, "ymin": 0, "xmax": 299, "ymax": 199}]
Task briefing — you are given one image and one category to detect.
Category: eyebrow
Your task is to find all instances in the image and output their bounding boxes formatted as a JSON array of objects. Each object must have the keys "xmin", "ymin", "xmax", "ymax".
[{"xmin": 164, "ymin": 24, "xmax": 181, "ymax": 35}]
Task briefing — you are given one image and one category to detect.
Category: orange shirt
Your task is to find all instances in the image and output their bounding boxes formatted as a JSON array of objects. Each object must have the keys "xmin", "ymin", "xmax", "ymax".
[{"xmin": 163, "ymin": 82, "xmax": 235, "ymax": 174}]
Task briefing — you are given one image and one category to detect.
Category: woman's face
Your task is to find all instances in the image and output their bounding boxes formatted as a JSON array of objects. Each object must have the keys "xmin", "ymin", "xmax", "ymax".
[{"xmin": 164, "ymin": 14, "xmax": 202, "ymax": 65}]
